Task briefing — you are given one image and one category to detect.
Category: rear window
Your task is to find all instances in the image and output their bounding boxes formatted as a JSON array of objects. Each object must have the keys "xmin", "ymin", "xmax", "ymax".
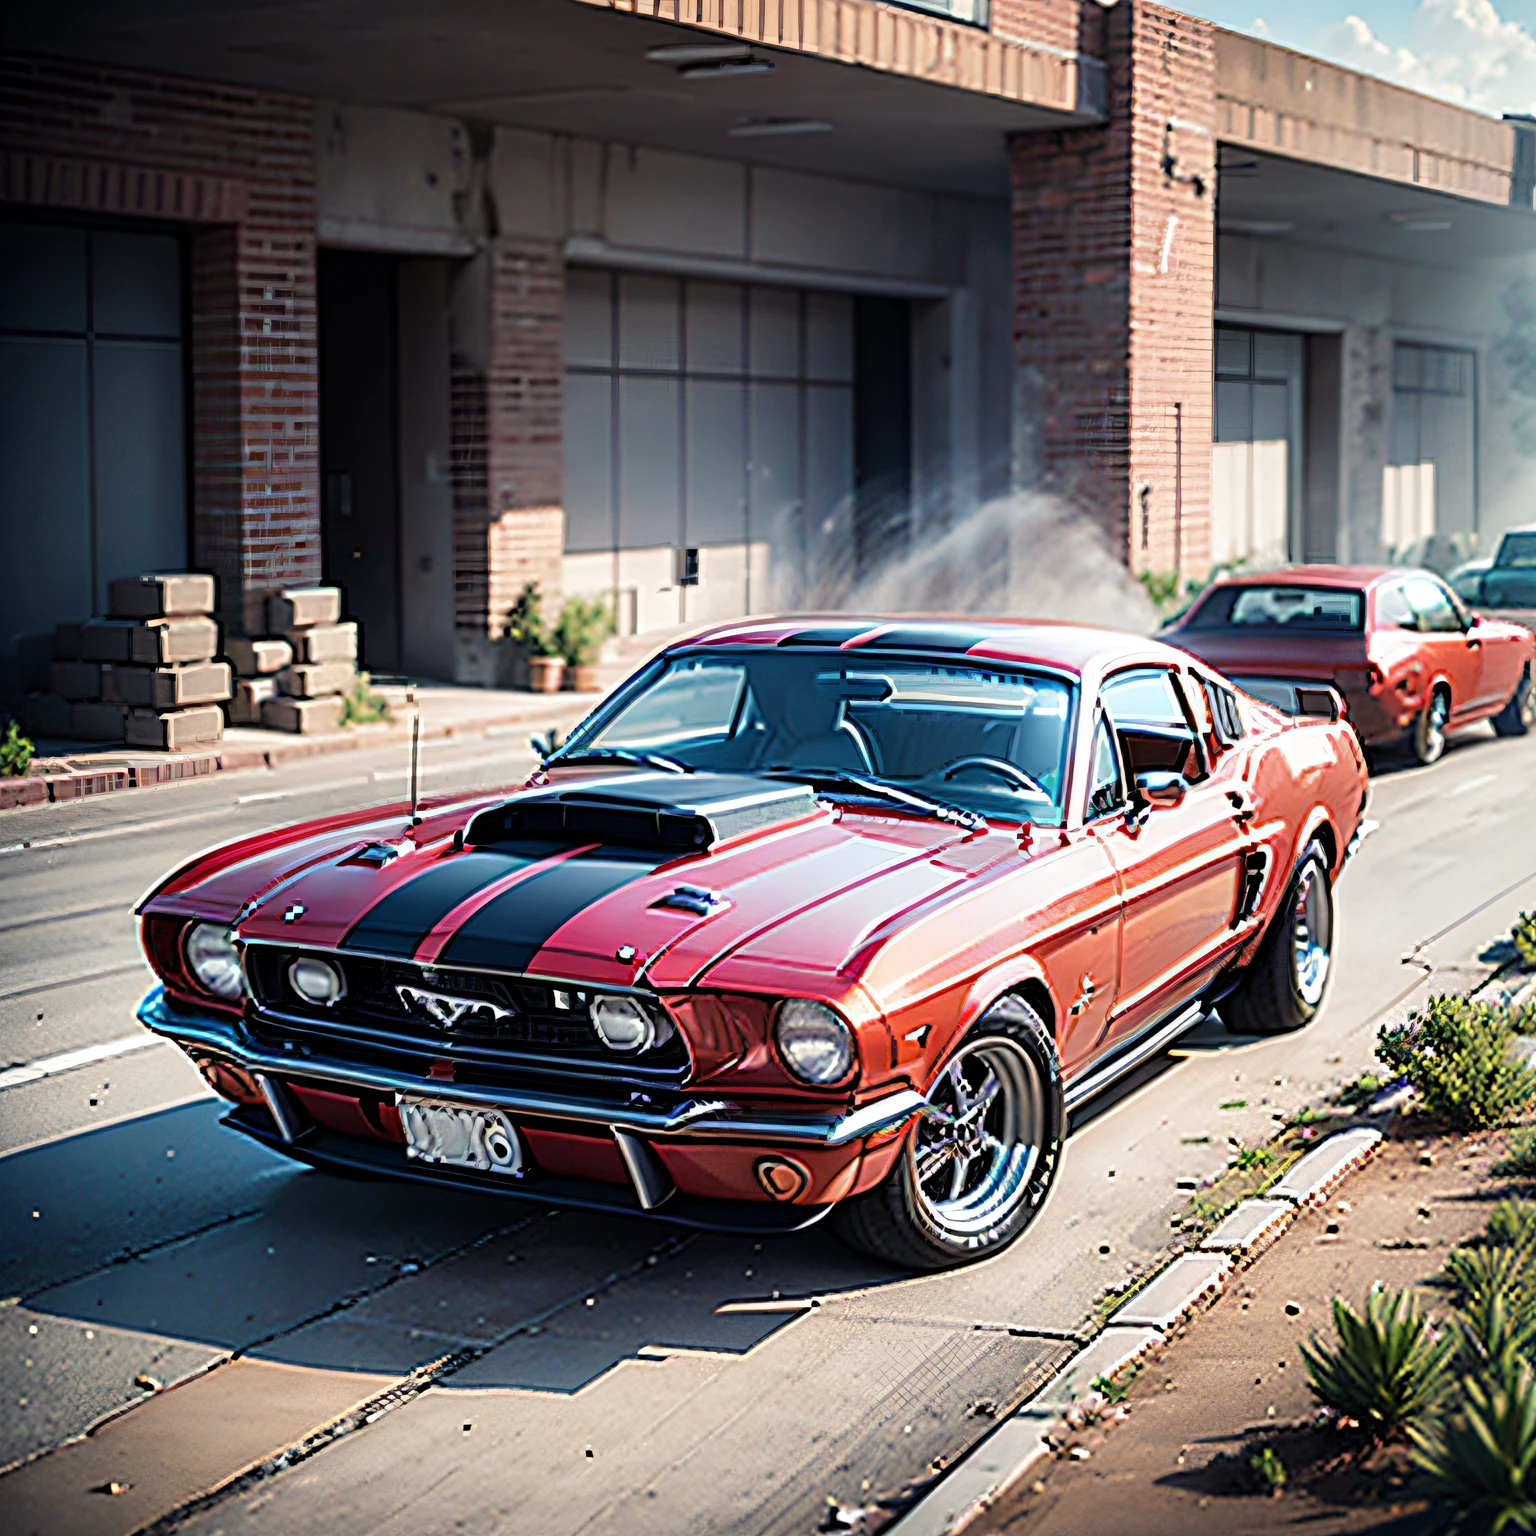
[
  {"xmin": 1497, "ymin": 532, "xmax": 1536, "ymax": 569},
  {"xmin": 1184, "ymin": 584, "xmax": 1364, "ymax": 632}
]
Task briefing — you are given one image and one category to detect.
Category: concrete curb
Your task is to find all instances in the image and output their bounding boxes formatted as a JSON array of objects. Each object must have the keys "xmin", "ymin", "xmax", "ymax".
[
  {"xmin": 2, "ymin": 698, "xmax": 594, "ymax": 812},
  {"xmin": 886, "ymin": 1126, "xmax": 1384, "ymax": 1536}
]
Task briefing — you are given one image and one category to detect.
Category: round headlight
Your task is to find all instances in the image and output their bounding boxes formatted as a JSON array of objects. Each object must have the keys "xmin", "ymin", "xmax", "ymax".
[
  {"xmin": 288, "ymin": 955, "xmax": 345, "ymax": 1007},
  {"xmin": 590, "ymin": 994, "xmax": 669, "ymax": 1053},
  {"xmin": 775, "ymin": 1000, "xmax": 854, "ymax": 1084},
  {"xmin": 185, "ymin": 922, "xmax": 244, "ymax": 1001}
]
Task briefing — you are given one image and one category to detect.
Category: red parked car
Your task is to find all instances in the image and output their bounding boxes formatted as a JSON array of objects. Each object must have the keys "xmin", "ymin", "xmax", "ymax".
[
  {"xmin": 138, "ymin": 619, "xmax": 1367, "ymax": 1270},
  {"xmin": 1163, "ymin": 567, "xmax": 1536, "ymax": 766}
]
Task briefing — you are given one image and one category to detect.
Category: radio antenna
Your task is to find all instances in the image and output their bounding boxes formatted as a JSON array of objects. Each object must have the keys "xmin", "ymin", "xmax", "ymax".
[{"xmin": 407, "ymin": 689, "xmax": 421, "ymax": 825}]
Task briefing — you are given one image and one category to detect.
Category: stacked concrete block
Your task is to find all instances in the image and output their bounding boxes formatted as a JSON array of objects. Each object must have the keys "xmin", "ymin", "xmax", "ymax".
[
  {"xmin": 225, "ymin": 587, "xmax": 353, "ymax": 734},
  {"xmin": 22, "ymin": 574, "xmax": 228, "ymax": 747}
]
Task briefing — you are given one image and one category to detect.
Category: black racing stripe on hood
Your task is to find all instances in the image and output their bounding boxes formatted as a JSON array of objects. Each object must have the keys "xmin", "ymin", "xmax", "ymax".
[
  {"xmin": 436, "ymin": 846, "xmax": 666, "ymax": 972},
  {"xmin": 341, "ymin": 842, "xmax": 567, "ymax": 958}
]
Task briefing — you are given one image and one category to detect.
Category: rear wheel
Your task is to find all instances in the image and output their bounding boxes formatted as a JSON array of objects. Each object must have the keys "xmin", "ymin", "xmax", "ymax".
[
  {"xmin": 1492, "ymin": 670, "xmax": 1534, "ymax": 738},
  {"xmin": 1411, "ymin": 687, "xmax": 1450, "ymax": 766},
  {"xmin": 833, "ymin": 996, "xmax": 1063, "ymax": 1271},
  {"xmin": 1222, "ymin": 843, "xmax": 1334, "ymax": 1036}
]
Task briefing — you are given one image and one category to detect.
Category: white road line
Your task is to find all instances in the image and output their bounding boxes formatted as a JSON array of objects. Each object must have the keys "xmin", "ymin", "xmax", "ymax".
[
  {"xmin": 237, "ymin": 790, "xmax": 293, "ymax": 805},
  {"xmin": 0, "ymin": 1031, "xmax": 163, "ymax": 1092},
  {"xmin": 0, "ymin": 806, "xmax": 231, "ymax": 856},
  {"xmin": 1453, "ymin": 772, "xmax": 1498, "ymax": 797}
]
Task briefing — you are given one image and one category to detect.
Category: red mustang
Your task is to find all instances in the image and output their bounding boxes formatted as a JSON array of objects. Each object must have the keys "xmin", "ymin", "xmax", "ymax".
[
  {"xmin": 137, "ymin": 619, "xmax": 1367, "ymax": 1270},
  {"xmin": 1162, "ymin": 566, "xmax": 1535, "ymax": 766}
]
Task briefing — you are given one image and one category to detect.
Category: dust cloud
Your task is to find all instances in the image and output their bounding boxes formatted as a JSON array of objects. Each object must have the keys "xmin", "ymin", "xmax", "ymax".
[{"xmin": 775, "ymin": 492, "xmax": 1158, "ymax": 635}]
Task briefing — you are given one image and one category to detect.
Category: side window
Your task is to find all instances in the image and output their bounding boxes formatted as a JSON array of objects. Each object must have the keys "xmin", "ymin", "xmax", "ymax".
[
  {"xmin": 1374, "ymin": 582, "xmax": 1415, "ymax": 630},
  {"xmin": 1102, "ymin": 666, "xmax": 1208, "ymax": 782},
  {"xmin": 1086, "ymin": 714, "xmax": 1127, "ymax": 820},
  {"xmin": 1201, "ymin": 676, "xmax": 1244, "ymax": 746},
  {"xmin": 1403, "ymin": 576, "xmax": 1463, "ymax": 634}
]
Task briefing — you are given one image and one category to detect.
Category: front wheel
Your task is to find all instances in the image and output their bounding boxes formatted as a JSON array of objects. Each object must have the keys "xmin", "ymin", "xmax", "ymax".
[
  {"xmin": 1492, "ymin": 671, "xmax": 1535, "ymax": 738},
  {"xmin": 833, "ymin": 995, "xmax": 1063, "ymax": 1270},
  {"xmin": 1222, "ymin": 843, "xmax": 1334, "ymax": 1036},
  {"xmin": 1411, "ymin": 687, "xmax": 1450, "ymax": 765}
]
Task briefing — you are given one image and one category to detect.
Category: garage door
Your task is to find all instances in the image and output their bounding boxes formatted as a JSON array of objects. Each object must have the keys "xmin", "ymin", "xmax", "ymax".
[
  {"xmin": 563, "ymin": 269, "xmax": 854, "ymax": 634},
  {"xmin": 0, "ymin": 219, "xmax": 188, "ymax": 699}
]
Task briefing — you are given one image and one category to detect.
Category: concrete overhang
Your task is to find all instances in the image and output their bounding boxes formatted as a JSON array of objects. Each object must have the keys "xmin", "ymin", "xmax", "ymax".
[
  {"xmin": 1218, "ymin": 146, "xmax": 1536, "ymax": 269},
  {"xmin": 1215, "ymin": 28, "xmax": 1522, "ymax": 210},
  {"xmin": 1, "ymin": 0, "xmax": 1106, "ymax": 199}
]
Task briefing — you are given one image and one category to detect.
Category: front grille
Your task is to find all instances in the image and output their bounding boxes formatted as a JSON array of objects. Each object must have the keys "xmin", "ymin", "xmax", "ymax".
[{"xmin": 243, "ymin": 945, "xmax": 689, "ymax": 1077}]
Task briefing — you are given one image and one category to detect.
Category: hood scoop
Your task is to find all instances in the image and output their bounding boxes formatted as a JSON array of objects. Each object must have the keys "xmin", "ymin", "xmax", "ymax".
[{"xmin": 464, "ymin": 773, "xmax": 818, "ymax": 853}]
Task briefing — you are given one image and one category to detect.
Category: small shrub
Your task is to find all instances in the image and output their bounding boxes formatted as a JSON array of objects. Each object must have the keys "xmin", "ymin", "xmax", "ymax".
[
  {"xmin": 1378, "ymin": 995, "xmax": 1536, "ymax": 1131},
  {"xmin": 1233, "ymin": 1145, "xmax": 1275, "ymax": 1172},
  {"xmin": 503, "ymin": 581, "xmax": 558, "ymax": 658},
  {"xmin": 1339, "ymin": 1072, "xmax": 1385, "ymax": 1108},
  {"xmin": 553, "ymin": 595, "xmax": 614, "ymax": 669},
  {"xmin": 340, "ymin": 672, "xmax": 389, "ymax": 727},
  {"xmin": 1488, "ymin": 1202, "xmax": 1536, "ymax": 1254},
  {"xmin": 1300, "ymin": 1286, "xmax": 1455, "ymax": 1440},
  {"xmin": 1497, "ymin": 1131, "xmax": 1536, "ymax": 1183},
  {"xmin": 1413, "ymin": 1351, "xmax": 1536, "ymax": 1534},
  {"xmin": 1249, "ymin": 1445, "xmax": 1287, "ymax": 1495},
  {"xmin": 0, "ymin": 719, "xmax": 34, "ymax": 777},
  {"xmin": 1515, "ymin": 912, "xmax": 1536, "ymax": 972}
]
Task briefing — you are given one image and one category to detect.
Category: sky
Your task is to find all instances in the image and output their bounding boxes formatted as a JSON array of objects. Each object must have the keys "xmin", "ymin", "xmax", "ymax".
[{"xmin": 1178, "ymin": 0, "xmax": 1536, "ymax": 119}]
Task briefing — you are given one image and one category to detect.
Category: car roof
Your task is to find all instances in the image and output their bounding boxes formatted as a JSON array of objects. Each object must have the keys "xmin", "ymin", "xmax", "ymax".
[
  {"xmin": 664, "ymin": 616, "xmax": 1194, "ymax": 679},
  {"xmin": 1209, "ymin": 565, "xmax": 1396, "ymax": 590}
]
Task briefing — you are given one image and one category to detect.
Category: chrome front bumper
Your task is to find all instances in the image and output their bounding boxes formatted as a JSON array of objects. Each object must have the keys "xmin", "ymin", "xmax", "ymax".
[{"xmin": 137, "ymin": 986, "xmax": 927, "ymax": 1148}]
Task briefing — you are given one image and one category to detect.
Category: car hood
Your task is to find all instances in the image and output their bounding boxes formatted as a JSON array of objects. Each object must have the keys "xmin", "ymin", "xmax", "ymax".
[{"xmin": 141, "ymin": 771, "xmax": 1014, "ymax": 1002}]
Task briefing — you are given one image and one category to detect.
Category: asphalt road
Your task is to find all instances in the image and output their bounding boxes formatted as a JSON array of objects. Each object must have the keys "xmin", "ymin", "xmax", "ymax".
[{"xmin": 1, "ymin": 721, "xmax": 1534, "ymax": 1536}]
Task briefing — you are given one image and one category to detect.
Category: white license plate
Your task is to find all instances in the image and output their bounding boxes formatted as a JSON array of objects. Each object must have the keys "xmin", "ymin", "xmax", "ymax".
[{"xmin": 396, "ymin": 1095, "xmax": 523, "ymax": 1176}]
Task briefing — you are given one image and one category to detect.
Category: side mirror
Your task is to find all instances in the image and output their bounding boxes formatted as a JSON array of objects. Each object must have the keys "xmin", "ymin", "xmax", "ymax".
[
  {"xmin": 1134, "ymin": 771, "xmax": 1187, "ymax": 809},
  {"xmin": 1468, "ymin": 610, "xmax": 1483, "ymax": 629},
  {"xmin": 529, "ymin": 731, "xmax": 552, "ymax": 761}
]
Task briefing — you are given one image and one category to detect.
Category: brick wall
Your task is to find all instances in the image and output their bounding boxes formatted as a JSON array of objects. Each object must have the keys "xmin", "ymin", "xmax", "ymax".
[
  {"xmin": 1008, "ymin": 1, "xmax": 1215, "ymax": 580},
  {"xmin": 991, "ymin": 0, "xmax": 1105, "ymax": 60},
  {"xmin": 454, "ymin": 237, "xmax": 565, "ymax": 641},
  {"xmin": 0, "ymin": 52, "xmax": 319, "ymax": 634}
]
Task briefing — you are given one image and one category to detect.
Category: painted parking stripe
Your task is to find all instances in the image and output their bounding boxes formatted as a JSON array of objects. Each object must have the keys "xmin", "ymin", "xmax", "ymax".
[{"xmin": 0, "ymin": 1031, "xmax": 163, "ymax": 1091}]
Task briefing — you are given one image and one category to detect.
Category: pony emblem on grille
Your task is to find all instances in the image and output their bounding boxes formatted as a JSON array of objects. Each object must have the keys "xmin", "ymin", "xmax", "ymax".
[{"xmin": 395, "ymin": 984, "xmax": 514, "ymax": 1030}]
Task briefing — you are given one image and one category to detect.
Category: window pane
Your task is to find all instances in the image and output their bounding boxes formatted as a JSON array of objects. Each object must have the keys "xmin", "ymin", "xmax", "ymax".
[
  {"xmin": 0, "ymin": 223, "xmax": 86, "ymax": 333},
  {"xmin": 1224, "ymin": 585, "xmax": 1364, "ymax": 630},
  {"xmin": 1497, "ymin": 532, "xmax": 1536, "ymax": 569},
  {"xmin": 92, "ymin": 231, "xmax": 181, "ymax": 338},
  {"xmin": 618, "ymin": 274, "xmax": 680, "ymax": 372},
  {"xmin": 749, "ymin": 286, "xmax": 799, "ymax": 380},
  {"xmin": 685, "ymin": 379, "xmax": 745, "ymax": 547},
  {"xmin": 749, "ymin": 381, "xmax": 799, "ymax": 539},
  {"xmin": 1102, "ymin": 668, "xmax": 1186, "ymax": 728},
  {"xmin": 1088, "ymin": 718, "xmax": 1124, "ymax": 819},
  {"xmin": 1215, "ymin": 328, "xmax": 1251, "ymax": 377},
  {"xmin": 598, "ymin": 660, "xmax": 748, "ymax": 750},
  {"xmin": 1403, "ymin": 575, "xmax": 1461, "ymax": 632},
  {"xmin": 1375, "ymin": 583, "xmax": 1414, "ymax": 628},
  {"xmin": 618, "ymin": 375, "xmax": 680, "ymax": 548},
  {"xmin": 563, "ymin": 372, "xmax": 612, "ymax": 554},
  {"xmin": 684, "ymin": 281, "xmax": 743, "ymax": 375},
  {"xmin": 564, "ymin": 268, "xmax": 612, "ymax": 369},
  {"xmin": 805, "ymin": 292, "xmax": 854, "ymax": 382}
]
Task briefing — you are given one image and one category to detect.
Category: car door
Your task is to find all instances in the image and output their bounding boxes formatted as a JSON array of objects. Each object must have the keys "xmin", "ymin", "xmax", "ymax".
[
  {"xmin": 1402, "ymin": 573, "xmax": 1485, "ymax": 718},
  {"xmin": 1093, "ymin": 666, "xmax": 1248, "ymax": 1045}
]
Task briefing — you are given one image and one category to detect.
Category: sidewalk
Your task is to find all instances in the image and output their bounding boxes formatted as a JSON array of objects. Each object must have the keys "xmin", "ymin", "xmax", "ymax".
[{"xmin": 1, "ymin": 682, "xmax": 603, "ymax": 812}]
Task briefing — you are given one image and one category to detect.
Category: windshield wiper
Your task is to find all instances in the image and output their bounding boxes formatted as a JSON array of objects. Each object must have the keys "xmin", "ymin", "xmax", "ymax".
[
  {"xmin": 761, "ymin": 766, "xmax": 985, "ymax": 831},
  {"xmin": 546, "ymin": 747, "xmax": 691, "ymax": 774}
]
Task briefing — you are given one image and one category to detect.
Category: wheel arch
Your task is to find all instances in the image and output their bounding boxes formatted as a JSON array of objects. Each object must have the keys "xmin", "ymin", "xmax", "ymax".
[
  {"xmin": 952, "ymin": 956, "xmax": 1058, "ymax": 1047},
  {"xmin": 1291, "ymin": 807, "xmax": 1338, "ymax": 881}
]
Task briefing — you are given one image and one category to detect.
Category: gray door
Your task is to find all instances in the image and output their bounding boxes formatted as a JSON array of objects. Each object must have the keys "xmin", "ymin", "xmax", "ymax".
[{"xmin": 0, "ymin": 220, "xmax": 187, "ymax": 700}]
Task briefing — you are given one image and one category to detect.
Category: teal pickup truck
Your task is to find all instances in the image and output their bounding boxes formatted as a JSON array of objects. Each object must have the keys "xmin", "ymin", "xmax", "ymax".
[{"xmin": 1449, "ymin": 525, "xmax": 1536, "ymax": 624}]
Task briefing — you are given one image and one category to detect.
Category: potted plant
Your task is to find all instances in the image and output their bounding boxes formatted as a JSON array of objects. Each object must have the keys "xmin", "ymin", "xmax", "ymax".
[
  {"xmin": 503, "ymin": 582, "xmax": 565, "ymax": 693},
  {"xmin": 553, "ymin": 594, "xmax": 614, "ymax": 692}
]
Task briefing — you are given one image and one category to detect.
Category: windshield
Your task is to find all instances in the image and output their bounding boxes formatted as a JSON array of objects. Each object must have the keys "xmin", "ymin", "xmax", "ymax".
[
  {"xmin": 1184, "ymin": 584, "xmax": 1364, "ymax": 631},
  {"xmin": 561, "ymin": 649, "xmax": 1077, "ymax": 826},
  {"xmin": 1497, "ymin": 532, "xmax": 1536, "ymax": 569}
]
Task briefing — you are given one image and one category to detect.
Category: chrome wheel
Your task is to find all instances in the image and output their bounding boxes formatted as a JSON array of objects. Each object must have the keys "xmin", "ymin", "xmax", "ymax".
[
  {"xmin": 1292, "ymin": 857, "xmax": 1332, "ymax": 1008},
  {"xmin": 909, "ymin": 1035, "xmax": 1044, "ymax": 1242},
  {"xmin": 1414, "ymin": 690, "xmax": 1448, "ymax": 765}
]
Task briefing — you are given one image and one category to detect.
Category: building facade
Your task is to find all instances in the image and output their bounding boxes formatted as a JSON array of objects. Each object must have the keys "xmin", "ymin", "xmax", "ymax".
[{"xmin": 2, "ymin": 0, "xmax": 1534, "ymax": 699}]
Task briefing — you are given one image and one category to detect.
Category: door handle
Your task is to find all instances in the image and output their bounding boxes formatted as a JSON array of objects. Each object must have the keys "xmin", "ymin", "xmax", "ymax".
[
  {"xmin": 1069, "ymin": 974, "xmax": 1096, "ymax": 1017},
  {"xmin": 1226, "ymin": 789, "xmax": 1255, "ymax": 824}
]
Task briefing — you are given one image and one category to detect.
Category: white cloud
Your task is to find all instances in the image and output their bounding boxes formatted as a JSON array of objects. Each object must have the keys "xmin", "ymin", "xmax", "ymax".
[
  {"xmin": 1327, "ymin": 0, "xmax": 1536, "ymax": 116},
  {"xmin": 1249, "ymin": 17, "xmax": 1272, "ymax": 39}
]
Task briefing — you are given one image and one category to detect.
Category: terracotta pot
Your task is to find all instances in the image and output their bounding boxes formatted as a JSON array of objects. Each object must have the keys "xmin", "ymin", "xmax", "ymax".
[
  {"xmin": 565, "ymin": 664, "xmax": 601, "ymax": 692},
  {"xmin": 527, "ymin": 656, "xmax": 566, "ymax": 693}
]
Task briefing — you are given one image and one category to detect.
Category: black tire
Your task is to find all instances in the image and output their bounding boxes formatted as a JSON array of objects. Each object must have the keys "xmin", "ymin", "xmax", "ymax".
[
  {"xmin": 832, "ymin": 995, "xmax": 1063, "ymax": 1271},
  {"xmin": 1222, "ymin": 843, "xmax": 1334, "ymax": 1036},
  {"xmin": 1492, "ymin": 670, "xmax": 1535, "ymax": 738},
  {"xmin": 1411, "ymin": 686, "xmax": 1450, "ymax": 766}
]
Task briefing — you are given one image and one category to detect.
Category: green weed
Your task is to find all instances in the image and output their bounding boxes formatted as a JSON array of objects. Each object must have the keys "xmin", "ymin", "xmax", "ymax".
[
  {"xmin": 0, "ymin": 719, "xmax": 33, "ymax": 777},
  {"xmin": 1378, "ymin": 996, "xmax": 1536, "ymax": 1131}
]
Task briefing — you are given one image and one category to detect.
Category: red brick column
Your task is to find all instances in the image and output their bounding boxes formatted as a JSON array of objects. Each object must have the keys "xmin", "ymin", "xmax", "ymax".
[
  {"xmin": 454, "ymin": 238, "xmax": 565, "ymax": 643},
  {"xmin": 0, "ymin": 53, "xmax": 319, "ymax": 634},
  {"xmin": 1008, "ymin": 2, "xmax": 1215, "ymax": 581}
]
